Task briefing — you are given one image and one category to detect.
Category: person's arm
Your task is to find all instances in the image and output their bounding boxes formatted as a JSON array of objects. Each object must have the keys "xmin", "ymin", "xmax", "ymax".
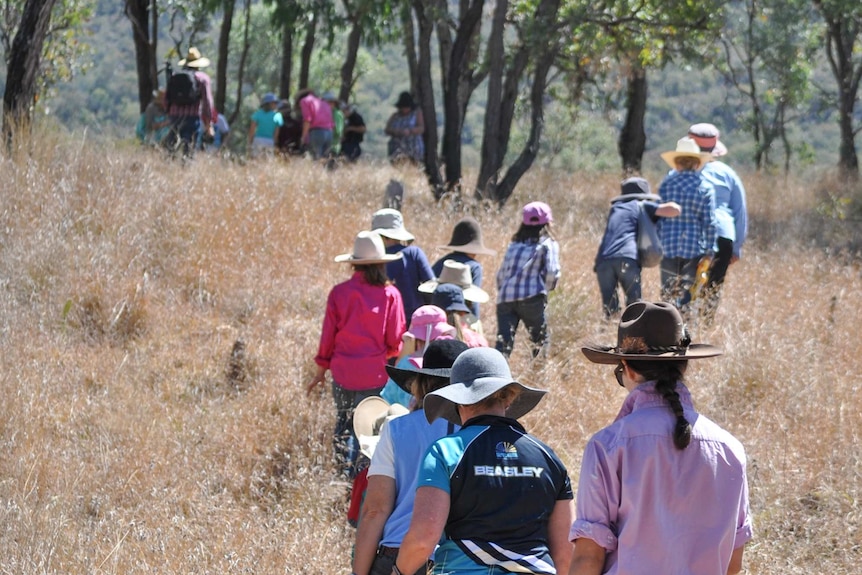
[
  {"xmin": 548, "ymin": 499, "xmax": 575, "ymax": 575},
  {"xmin": 730, "ymin": 173, "xmax": 747, "ymax": 261},
  {"xmin": 385, "ymin": 288, "xmax": 407, "ymax": 359},
  {"xmin": 568, "ymin": 538, "xmax": 605, "ymax": 575},
  {"xmin": 248, "ymin": 119, "xmax": 258, "ymax": 148},
  {"xmin": 727, "ymin": 545, "xmax": 744, "ymax": 575},
  {"xmin": 655, "ymin": 201, "xmax": 681, "ymax": 218},
  {"xmin": 412, "ymin": 109, "xmax": 424, "ymax": 136},
  {"xmin": 306, "ymin": 364, "xmax": 326, "ymax": 394},
  {"xmin": 393, "ymin": 486, "xmax": 449, "ymax": 575},
  {"xmin": 352, "ymin": 475, "xmax": 397, "ymax": 575},
  {"xmin": 197, "ymin": 72, "xmax": 214, "ymax": 133},
  {"xmin": 384, "ymin": 114, "xmax": 398, "ymax": 137}
]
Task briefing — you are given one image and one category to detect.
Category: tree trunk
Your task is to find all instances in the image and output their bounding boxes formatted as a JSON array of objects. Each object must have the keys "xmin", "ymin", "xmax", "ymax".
[
  {"xmin": 401, "ymin": 2, "xmax": 418, "ymax": 96},
  {"xmin": 215, "ymin": 0, "xmax": 234, "ymax": 115},
  {"xmin": 339, "ymin": 19, "xmax": 363, "ymax": 102},
  {"xmin": 125, "ymin": 0, "xmax": 156, "ymax": 113},
  {"xmin": 618, "ymin": 62, "xmax": 647, "ymax": 174},
  {"xmin": 280, "ymin": 23, "xmax": 294, "ymax": 99},
  {"xmin": 412, "ymin": 0, "xmax": 444, "ymax": 194},
  {"xmin": 476, "ymin": 0, "xmax": 508, "ymax": 193},
  {"xmin": 299, "ymin": 12, "xmax": 318, "ymax": 90},
  {"xmin": 3, "ymin": 0, "xmax": 57, "ymax": 143},
  {"xmin": 229, "ymin": 0, "xmax": 252, "ymax": 126},
  {"xmin": 441, "ymin": 0, "xmax": 484, "ymax": 189}
]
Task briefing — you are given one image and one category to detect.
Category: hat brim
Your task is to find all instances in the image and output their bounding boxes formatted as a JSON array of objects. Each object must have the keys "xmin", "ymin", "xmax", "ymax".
[
  {"xmin": 581, "ymin": 343, "xmax": 724, "ymax": 365},
  {"xmin": 438, "ymin": 242, "xmax": 496, "ymax": 256},
  {"xmin": 372, "ymin": 228, "xmax": 415, "ymax": 242},
  {"xmin": 418, "ymin": 281, "xmax": 490, "ymax": 303},
  {"xmin": 179, "ymin": 57, "xmax": 211, "ymax": 68},
  {"xmin": 386, "ymin": 364, "xmax": 452, "ymax": 394},
  {"xmin": 334, "ymin": 252, "xmax": 402, "ymax": 264},
  {"xmin": 711, "ymin": 140, "xmax": 728, "ymax": 157},
  {"xmin": 660, "ymin": 151, "xmax": 711, "ymax": 170},
  {"xmin": 353, "ymin": 396, "xmax": 392, "ymax": 437},
  {"xmin": 423, "ymin": 378, "xmax": 547, "ymax": 426},
  {"xmin": 610, "ymin": 193, "xmax": 662, "ymax": 203}
]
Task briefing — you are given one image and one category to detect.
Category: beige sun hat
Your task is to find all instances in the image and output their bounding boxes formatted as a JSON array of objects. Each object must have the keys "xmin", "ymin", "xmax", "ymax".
[
  {"xmin": 353, "ymin": 396, "xmax": 409, "ymax": 458},
  {"xmin": 178, "ymin": 47, "xmax": 211, "ymax": 69},
  {"xmin": 371, "ymin": 209, "xmax": 415, "ymax": 243},
  {"xmin": 334, "ymin": 231, "xmax": 403, "ymax": 265},
  {"xmin": 660, "ymin": 137, "xmax": 713, "ymax": 170},
  {"xmin": 418, "ymin": 260, "xmax": 490, "ymax": 303}
]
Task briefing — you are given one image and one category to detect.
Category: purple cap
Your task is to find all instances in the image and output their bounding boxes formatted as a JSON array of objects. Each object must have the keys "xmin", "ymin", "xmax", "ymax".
[{"xmin": 522, "ymin": 201, "xmax": 553, "ymax": 225}]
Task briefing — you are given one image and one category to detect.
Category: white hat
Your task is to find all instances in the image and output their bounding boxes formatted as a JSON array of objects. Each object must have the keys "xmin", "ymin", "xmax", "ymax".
[
  {"xmin": 371, "ymin": 209, "xmax": 415, "ymax": 242},
  {"xmin": 418, "ymin": 260, "xmax": 489, "ymax": 303},
  {"xmin": 660, "ymin": 137, "xmax": 712, "ymax": 170},
  {"xmin": 334, "ymin": 231, "xmax": 403, "ymax": 265}
]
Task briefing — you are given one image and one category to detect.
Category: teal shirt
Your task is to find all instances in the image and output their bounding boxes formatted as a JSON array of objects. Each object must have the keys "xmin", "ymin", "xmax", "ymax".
[{"xmin": 251, "ymin": 109, "xmax": 284, "ymax": 139}]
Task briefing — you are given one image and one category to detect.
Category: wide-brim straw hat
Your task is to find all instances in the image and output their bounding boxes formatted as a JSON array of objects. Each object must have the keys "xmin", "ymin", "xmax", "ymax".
[
  {"xmin": 386, "ymin": 339, "xmax": 470, "ymax": 394},
  {"xmin": 688, "ymin": 122, "xmax": 728, "ymax": 157},
  {"xmin": 660, "ymin": 137, "xmax": 713, "ymax": 170},
  {"xmin": 438, "ymin": 217, "xmax": 496, "ymax": 256},
  {"xmin": 353, "ymin": 396, "xmax": 409, "ymax": 458},
  {"xmin": 423, "ymin": 347, "xmax": 547, "ymax": 426},
  {"xmin": 371, "ymin": 208, "xmax": 415, "ymax": 242},
  {"xmin": 418, "ymin": 260, "xmax": 489, "ymax": 303},
  {"xmin": 581, "ymin": 301, "xmax": 723, "ymax": 364},
  {"xmin": 178, "ymin": 47, "xmax": 211, "ymax": 68},
  {"xmin": 334, "ymin": 231, "xmax": 403, "ymax": 265}
]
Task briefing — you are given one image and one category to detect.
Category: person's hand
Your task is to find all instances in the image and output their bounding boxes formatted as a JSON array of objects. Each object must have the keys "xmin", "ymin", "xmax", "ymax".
[{"xmin": 306, "ymin": 370, "xmax": 327, "ymax": 396}]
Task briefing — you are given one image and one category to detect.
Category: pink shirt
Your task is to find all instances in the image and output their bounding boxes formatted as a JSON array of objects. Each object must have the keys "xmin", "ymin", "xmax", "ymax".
[
  {"xmin": 167, "ymin": 70, "xmax": 214, "ymax": 125},
  {"xmin": 314, "ymin": 272, "xmax": 406, "ymax": 390},
  {"xmin": 300, "ymin": 94, "xmax": 334, "ymax": 130},
  {"xmin": 570, "ymin": 382, "xmax": 753, "ymax": 575}
]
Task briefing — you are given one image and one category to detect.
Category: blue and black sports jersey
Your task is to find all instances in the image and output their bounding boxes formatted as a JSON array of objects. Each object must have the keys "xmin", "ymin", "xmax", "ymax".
[{"xmin": 419, "ymin": 414, "xmax": 572, "ymax": 574}]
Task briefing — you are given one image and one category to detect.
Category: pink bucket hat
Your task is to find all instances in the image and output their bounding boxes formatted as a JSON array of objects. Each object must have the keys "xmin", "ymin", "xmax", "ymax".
[
  {"xmin": 407, "ymin": 305, "xmax": 456, "ymax": 342},
  {"xmin": 522, "ymin": 201, "xmax": 553, "ymax": 225}
]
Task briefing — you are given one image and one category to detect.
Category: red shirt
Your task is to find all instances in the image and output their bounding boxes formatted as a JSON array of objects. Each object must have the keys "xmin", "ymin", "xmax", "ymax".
[{"xmin": 315, "ymin": 272, "xmax": 406, "ymax": 390}]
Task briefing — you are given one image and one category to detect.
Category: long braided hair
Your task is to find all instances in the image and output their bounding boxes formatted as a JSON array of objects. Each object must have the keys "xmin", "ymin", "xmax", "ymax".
[{"xmin": 628, "ymin": 359, "xmax": 691, "ymax": 449}]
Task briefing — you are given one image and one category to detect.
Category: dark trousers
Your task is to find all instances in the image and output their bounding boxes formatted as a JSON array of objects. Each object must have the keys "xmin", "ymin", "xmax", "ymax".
[
  {"xmin": 702, "ymin": 237, "xmax": 734, "ymax": 322},
  {"xmin": 595, "ymin": 257, "xmax": 642, "ymax": 318},
  {"xmin": 166, "ymin": 115, "xmax": 201, "ymax": 157},
  {"xmin": 495, "ymin": 294, "xmax": 548, "ymax": 358},
  {"xmin": 660, "ymin": 256, "xmax": 700, "ymax": 310}
]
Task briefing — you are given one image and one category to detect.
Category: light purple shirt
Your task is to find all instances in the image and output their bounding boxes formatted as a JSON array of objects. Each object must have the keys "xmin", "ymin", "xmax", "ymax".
[{"xmin": 570, "ymin": 382, "xmax": 753, "ymax": 575}]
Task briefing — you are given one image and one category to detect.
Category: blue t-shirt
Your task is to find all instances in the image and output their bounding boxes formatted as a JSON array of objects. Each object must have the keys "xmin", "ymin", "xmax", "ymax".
[
  {"xmin": 251, "ymin": 108, "xmax": 284, "ymax": 140},
  {"xmin": 419, "ymin": 415, "xmax": 572, "ymax": 575},
  {"xmin": 385, "ymin": 244, "xmax": 435, "ymax": 320},
  {"xmin": 595, "ymin": 199, "xmax": 659, "ymax": 264}
]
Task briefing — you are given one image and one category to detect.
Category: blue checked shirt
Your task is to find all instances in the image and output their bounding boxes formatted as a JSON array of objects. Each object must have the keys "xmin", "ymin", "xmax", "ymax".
[
  {"xmin": 496, "ymin": 237, "xmax": 561, "ymax": 303},
  {"xmin": 658, "ymin": 171, "xmax": 717, "ymax": 259}
]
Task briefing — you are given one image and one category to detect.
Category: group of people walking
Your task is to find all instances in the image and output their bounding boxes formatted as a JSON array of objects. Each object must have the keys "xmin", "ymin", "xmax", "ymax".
[
  {"xmin": 307, "ymin": 176, "xmax": 752, "ymax": 574},
  {"xmin": 594, "ymin": 123, "xmax": 747, "ymax": 325}
]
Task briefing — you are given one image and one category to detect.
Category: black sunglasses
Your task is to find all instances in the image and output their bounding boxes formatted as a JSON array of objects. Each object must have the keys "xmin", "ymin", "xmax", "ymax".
[{"xmin": 614, "ymin": 362, "xmax": 625, "ymax": 387}]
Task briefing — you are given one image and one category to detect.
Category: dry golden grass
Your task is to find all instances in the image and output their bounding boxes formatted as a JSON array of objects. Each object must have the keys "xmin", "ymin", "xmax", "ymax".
[{"xmin": 0, "ymin": 131, "xmax": 860, "ymax": 573}]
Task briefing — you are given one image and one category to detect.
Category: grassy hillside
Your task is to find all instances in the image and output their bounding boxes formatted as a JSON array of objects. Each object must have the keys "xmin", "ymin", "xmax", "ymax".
[{"xmin": 0, "ymin": 133, "xmax": 860, "ymax": 573}]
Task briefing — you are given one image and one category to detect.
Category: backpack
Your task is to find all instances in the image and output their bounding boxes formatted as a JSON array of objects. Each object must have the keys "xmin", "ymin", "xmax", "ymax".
[
  {"xmin": 637, "ymin": 201, "xmax": 664, "ymax": 267},
  {"xmin": 166, "ymin": 69, "xmax": 200, "ymax": 106}
]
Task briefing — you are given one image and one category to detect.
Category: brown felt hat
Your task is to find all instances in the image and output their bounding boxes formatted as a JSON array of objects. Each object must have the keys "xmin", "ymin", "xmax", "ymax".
[
  {"xmin": 581, "ymin": 301, "xmax": 722, "ymax": 365},
  {"xmin": 438, "ymin": 217, "xmax": 496, "ymax": 256}
]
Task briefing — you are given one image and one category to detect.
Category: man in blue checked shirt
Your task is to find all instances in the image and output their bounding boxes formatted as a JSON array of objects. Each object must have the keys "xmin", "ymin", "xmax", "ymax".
[
  {"xmin": 657, "ymin": 137, "xmax": 718, "ymax": 314},
  {"xmin": 495, "ymin": 202, "xmax": 561, "ymax": 358}
]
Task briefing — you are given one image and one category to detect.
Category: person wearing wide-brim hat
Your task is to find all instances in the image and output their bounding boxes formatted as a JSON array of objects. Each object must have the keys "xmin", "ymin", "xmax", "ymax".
[
  {"xmin": 431, "ymin": 216, "xmax": 495, "ymax": 318},
  {"xmin": 570, "ymin": 301, "xmax": 752, "ymax": 575},
  {"xmin": 371, "ymin": 208, "xmax": 435, "ymax": 321},
  {"xmin": 657, "ymin": 137, "xmax": 718, "ymax": 316},
  {"xmin": 352, "ymin": 339, "xmax": 469, "ymax": 575},
  {"xmin": 594, "ymin": 177, "xmax": 682, "ymax": 319},
  {"xmin": 393, "ymin": 347, "xmax": 575, "ymax": 575},
  {"xmin": 431, "ymin": 283, "xmax": 489, "ymax": 348},
  {"xmin": 247, "ymin": 92, "xmax": 284, "ymax": 156},
  {"xmin": 685, "ymin": 122, "xmax": 748, "ymax": 325},
  {"xmin": 308, "ymin": 231, "xmax": 407, "ymax": 479},
  {"xmin": 166, "ymin": 47, "xmax": 215, "ymax": 156},
  {"xmin": 385, "ymin": 91, "xmax": 425, "ymax": 165}
]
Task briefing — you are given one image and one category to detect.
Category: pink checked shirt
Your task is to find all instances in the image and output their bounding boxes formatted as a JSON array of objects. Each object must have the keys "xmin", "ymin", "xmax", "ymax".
[
  {"xmin": 314, "ymin": 272, "xmax": 406, "ymax": 391},
  {"xmin": 570, "ymin": 382, "xmax": 753, "ymax": 575},
  {"xmin": 300, "ymin": 94, "xmax": 334, "ymax": 130}
]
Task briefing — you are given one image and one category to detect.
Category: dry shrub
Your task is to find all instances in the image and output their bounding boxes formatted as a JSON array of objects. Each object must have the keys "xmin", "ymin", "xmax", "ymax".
[{"xmin": 0, "ymin": 134, "xmax": 860, "ymax": 573}]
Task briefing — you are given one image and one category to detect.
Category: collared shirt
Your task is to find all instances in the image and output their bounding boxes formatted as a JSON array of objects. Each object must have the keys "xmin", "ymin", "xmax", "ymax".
[
  {"xmin": 300, "ymin": 94, "xmax": 334, "ymax": 130},
  {"xmin": 496, "ymin": 237, "xmax": 560, "ymax": 303},
  {"xmin": 385, "ymin": 244, "xmax": 435, "ymax": 320},
  {"xmin": 419, "ymin": 415, "xmax": 572, "ymax": 574},
  {"xmin": 369, "ymin": 410, "xmax": 456, "ymax": 547},
  {"xmin": 570, "ymin": 382, "xmax": 753, "ymax": 575},
  {"xmin": 701, "ymin": 160, "xmax": 748, "ymax": 257},
  {"xmin": 595, "ymin": 199, "xmax": 660, "ymax": 264},
  {"xmin": 658, "ymin": 171, "xmax": 717, "ymax": 259},
  {"xmin": 314, "ymin": 271, "xmax": 406, "ymax": 390},
  {"xmin": 167, "ymin": 70, "xmax": 214, "ymax": 126}
]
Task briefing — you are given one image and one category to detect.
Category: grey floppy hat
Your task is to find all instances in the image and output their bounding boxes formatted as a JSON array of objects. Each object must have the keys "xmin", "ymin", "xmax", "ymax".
[
  {"xmin": 423, "ymin": 347, "xmax": 547, "ymax": 425},
  {"xmin": 610, "ymin": 176, "xmax": 661, "ymax": 203}
]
